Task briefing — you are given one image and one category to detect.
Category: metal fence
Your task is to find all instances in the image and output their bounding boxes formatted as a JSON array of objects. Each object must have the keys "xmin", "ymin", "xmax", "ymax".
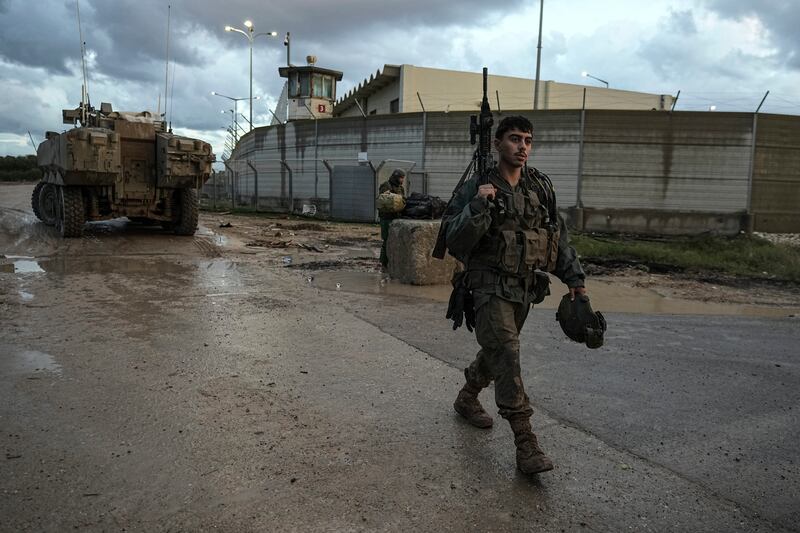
[{"xmin": 216, "ymin": 109, "xmax": 800, "ymax": 233}]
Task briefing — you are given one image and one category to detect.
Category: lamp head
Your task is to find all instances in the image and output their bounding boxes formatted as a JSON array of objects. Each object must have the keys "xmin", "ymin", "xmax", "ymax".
[
  {"xmin": 224, "ymin": 26, "xmax": 232, "ymax": 32},
  {"xmin": 581, "ymin": 71, "xmax": 588, "ymax": 77},
  {"xmin": 244, "ymin": 20, "xmax": 253, "ymax": 28},
  {"xmin": 269, "ymin": 31, "xmax": 277, "ymax": 36}
]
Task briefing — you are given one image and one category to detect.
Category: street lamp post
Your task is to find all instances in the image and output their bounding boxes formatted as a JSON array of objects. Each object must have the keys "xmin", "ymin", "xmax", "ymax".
[
  {"xmin": 581, "ymin": 71, "xmax": 609, "ymax": 88},
  {"xmin": 212, "ymin": 91, "xmax": 249, "ymax": 141},
  {"xmin": 225, "ymin": 21, "xmax": 277, "ymax": 131}
]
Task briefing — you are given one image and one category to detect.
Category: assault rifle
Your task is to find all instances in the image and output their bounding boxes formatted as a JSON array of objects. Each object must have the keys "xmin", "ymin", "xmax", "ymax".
[{"xmin": 432, "ymin": 67, "xmax": 494, "ymax": 259}]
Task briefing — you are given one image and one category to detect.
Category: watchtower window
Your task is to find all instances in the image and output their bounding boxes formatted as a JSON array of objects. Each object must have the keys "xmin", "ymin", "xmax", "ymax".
[
  {"xmin": 312, "ymin": 74, "xmax": 324, "ymax": 98},
  {"xmin": 299, "ymin": 72, "xmax": 311, "ymax": 97},
  {"xmin": 324, "ymin": 76, "xmax": 334, "ymax": 99},
  {"xmin": 390, "ymin": 98, "xmax": 399, "ymax": 113},
  {"xmin": 288, "ymin": 73, "xmax": 299, "ymax": 97}
]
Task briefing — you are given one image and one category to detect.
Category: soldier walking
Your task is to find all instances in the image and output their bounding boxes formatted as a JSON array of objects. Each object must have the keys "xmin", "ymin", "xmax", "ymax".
[{"xmin": 444, "ymin": 116, "xmax": 587, "ymax": 474}]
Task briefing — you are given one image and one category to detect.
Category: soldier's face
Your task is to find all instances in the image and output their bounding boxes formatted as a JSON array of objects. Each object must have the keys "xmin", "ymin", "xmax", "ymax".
[{"xmin": 495, "ymin": 128, "xmax": 533, "ymax": 168}]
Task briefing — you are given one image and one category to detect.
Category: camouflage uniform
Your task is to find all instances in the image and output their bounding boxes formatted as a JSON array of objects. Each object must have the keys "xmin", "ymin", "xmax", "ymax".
[
  {"xmin": 378, "ymin": 178, "xmax": 406, "ymax": 267},
  {"xmin": 445, "ymin": 165, "xmax": 584, "ymax": 422}
]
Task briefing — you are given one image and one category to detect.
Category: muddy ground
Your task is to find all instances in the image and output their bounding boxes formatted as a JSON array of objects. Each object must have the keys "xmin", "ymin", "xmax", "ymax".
[
  {"xmin": 1, "ymin": 183, "xmax": 799, "ymax": 532},
  {"xmin": 208, "ymin": 209, "xmax": 800, "ymax": 312}
]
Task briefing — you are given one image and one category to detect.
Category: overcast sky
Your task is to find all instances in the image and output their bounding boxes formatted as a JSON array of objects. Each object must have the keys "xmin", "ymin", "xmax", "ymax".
[{"xmin": 1, "ymin": 0, "xmax": 798, "ymax": 159}]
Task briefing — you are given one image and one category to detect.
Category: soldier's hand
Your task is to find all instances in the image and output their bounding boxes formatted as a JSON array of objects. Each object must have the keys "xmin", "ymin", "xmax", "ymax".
[
  {"xmin": 570, "ymin": 287, "xmax": 587, "ymax": 301},
  {"xmin": 476, "ymin": 184, "xmax": 497, "ymax": 201}
]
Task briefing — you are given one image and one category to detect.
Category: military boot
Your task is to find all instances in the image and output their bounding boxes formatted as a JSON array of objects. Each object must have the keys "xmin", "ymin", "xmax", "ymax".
[
  {"xmin": 510, "ymin": 418, "xmax": 553, "ymax": 474},
  {"xmin": 453, "ymin": 383, "xmax": 493, "ymax": 429}
]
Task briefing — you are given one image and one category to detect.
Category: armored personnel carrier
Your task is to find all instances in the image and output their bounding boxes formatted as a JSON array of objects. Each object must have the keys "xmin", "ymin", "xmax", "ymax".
[{"xmin": 33, "ymin": 102, "xmax": 214, "ymax": 237}]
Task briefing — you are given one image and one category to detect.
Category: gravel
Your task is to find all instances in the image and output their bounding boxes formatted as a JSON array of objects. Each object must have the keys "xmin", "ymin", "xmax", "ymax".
[{"xmin": 754, "ymin": 232, "xmax": 800, "ymax": 248}]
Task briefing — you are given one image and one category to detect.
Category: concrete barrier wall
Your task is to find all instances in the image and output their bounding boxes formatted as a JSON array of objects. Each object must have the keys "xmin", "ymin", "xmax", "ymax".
[
  {"xmin": 752, "ymin": 114, "xmax": 800, "ymax": 233},
  {"xmin": 222, "ymin": 110, "xmax": 800, "ymax": 234}
]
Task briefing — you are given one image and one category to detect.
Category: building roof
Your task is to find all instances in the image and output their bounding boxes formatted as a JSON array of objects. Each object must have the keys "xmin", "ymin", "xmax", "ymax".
[
  {"xmin": 278, "ymin": 65, "xmax": 343, "ymax": 81},
  {"xmin": 334, "ymin": 64, "xmax": 400, "ymax": 115}
]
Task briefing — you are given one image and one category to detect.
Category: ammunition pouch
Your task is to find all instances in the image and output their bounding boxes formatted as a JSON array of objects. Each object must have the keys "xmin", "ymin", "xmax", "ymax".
[{"xmin": 490, "ymin": 228, "xmax": 560, "ymax": 276}]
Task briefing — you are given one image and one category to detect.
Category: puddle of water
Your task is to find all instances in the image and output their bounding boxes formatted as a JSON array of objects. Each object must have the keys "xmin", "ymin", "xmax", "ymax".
[
  {"xmin": 195, "ymin": 260, "xmax": 245, "ymax": 294},
  {"xmin": 13, "ymin": 260, "xmax": 45, "ymax": 273},
  {"xmin": 309, "ymin": 271, "xmax": 798, "ymax": 318},
  {"xmin": 32, "ymin": 256, "xmax": 191, "ymax": 276},
  {"xmin": 4, "ymin": 350, "xmax": 63, "ymax": 376},
  {"xmin": 196, "ymin": 226, "xmax": 229, "ymax": 247},
  {"xmin": 19, "ymin": 290, "xmax": 34, "ymax": 301},
  {"xmin": 0, "ymin": 259, "xmax": 45, "ymax": 273}
]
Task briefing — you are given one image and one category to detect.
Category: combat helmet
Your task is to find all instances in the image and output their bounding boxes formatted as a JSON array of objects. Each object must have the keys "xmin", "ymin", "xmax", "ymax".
[{"xmin": 556, "ymin": 293, "xmax": 607, "ymax": 349}]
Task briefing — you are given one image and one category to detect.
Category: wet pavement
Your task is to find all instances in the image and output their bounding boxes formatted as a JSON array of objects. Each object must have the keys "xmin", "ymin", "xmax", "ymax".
[{"xmin": 1, "ymin": 183, "xmax": 798, "ymax": 532}]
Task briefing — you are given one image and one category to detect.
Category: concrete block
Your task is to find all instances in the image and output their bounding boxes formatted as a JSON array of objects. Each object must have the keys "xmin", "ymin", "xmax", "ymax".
[{"xmin": 387, "ymin": 219, "xmax": 460, "ymax": 285}]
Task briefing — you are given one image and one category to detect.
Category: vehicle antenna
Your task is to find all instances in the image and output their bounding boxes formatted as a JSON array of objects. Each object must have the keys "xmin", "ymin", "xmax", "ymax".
[
  {"xmin": 162, "ymin": 4, "xmax": 171, "ymax": 121},
  {"xmin": 76, "ymin": 0, "xmax": 90, "ymax": 124},
  {"xmin": 169, "ymin": 61, "xmax": 176, "ymax": 132}
]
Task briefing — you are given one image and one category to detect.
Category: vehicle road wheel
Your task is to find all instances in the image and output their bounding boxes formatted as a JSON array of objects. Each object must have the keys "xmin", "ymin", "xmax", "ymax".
[
  {"xmin": 57, "ymin": 186, "xmax": 85, "ymax": 238},
  {"xmin": 37, "ymin": 183, "xmax": 60, "ymax": 226},
  {"xmin": 31, "ymin": 182, "xmax": 45, "ymax": 221},
  {"xmin": 172, "ymin": 188, "xmax": 199, "ymax": 236}
]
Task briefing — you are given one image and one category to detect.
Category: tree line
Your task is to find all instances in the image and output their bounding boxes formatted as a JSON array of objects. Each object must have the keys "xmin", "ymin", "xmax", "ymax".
[{"xmin": 0, "ymin": 155, "xmax": 41, "ymax": 182}]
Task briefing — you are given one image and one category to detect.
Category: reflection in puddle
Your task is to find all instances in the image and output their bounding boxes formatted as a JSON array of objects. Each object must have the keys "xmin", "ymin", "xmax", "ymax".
[
  {"xmin": 6, "ymin": 350, "xmax": 63, "ymax": 376},
  {"xmin": 13, "ymin": 260, "xmax": 45, "ymax": 273},
  {"xmin": 309, "ymin": 271, "xmax": 798, "ymax": 318},
  {"xmin": 0, "ymin": 259, "xmax": 45, "ymax": 273},
  {"xmin": 194, "ymin": 260, "xmax": 245, "ymax": 295},
  {"xmin": 19, "ymin": 291, "xmax": 34, "ymax": 301},
  {"xmin": 31, "ymin": 256, "xmax": 190, "ymax": 276}
]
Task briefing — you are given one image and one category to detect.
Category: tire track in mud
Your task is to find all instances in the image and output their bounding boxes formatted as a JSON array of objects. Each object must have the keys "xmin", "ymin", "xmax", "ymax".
[{"xmin": 193, "ymin": 236, "xmax": 222, "ymax": 258}]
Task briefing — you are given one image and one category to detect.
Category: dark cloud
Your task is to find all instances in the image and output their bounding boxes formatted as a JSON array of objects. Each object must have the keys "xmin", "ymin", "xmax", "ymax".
[
  {"xmin": 0, "ymin": 1, "xmax": 83, "ymax": 74},
  {"xmin": 0, "ymin": 0, "xmax": 523, "ymax": 83},
  {"xmin": 0, "ymin": 0, "xmax": 523, "ymax": 150},
  {"xmin": 703, "ymin": 0, "xmax": 800, "ymax": 69}
]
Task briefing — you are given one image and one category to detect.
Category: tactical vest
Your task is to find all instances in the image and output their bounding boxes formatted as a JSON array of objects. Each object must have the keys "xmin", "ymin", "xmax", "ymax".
[{"xmin": 468, "ymin": 170, "xmax": 560, "ymax": 277}]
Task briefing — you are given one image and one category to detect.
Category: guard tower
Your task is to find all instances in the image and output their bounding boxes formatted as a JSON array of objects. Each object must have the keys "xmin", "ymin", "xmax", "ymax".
[{"xmin": 278, "ymin": 56, "xmax": 343, "ymax": 121}]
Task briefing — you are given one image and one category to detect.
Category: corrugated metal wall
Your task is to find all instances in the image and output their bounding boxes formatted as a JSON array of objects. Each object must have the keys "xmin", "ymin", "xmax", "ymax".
[
  {"xmin": 330, "ymin": 165, "xmax": 376, "ymax": 222},
  {"xmin": 223, "ymin": 110, "xmax": 800, "ymax": 233}
]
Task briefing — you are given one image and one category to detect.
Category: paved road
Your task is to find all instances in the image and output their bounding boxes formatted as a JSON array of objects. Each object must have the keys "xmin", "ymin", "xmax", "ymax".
[{"xmin": 1, "ymin": 182, "xmax": 797, "ymax": 531}]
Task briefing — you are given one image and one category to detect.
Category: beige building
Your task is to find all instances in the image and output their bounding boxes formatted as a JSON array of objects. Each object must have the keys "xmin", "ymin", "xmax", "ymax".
[{"xmin": 334, "ymin": 64, "xmax": 674, "ymax": 117}]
